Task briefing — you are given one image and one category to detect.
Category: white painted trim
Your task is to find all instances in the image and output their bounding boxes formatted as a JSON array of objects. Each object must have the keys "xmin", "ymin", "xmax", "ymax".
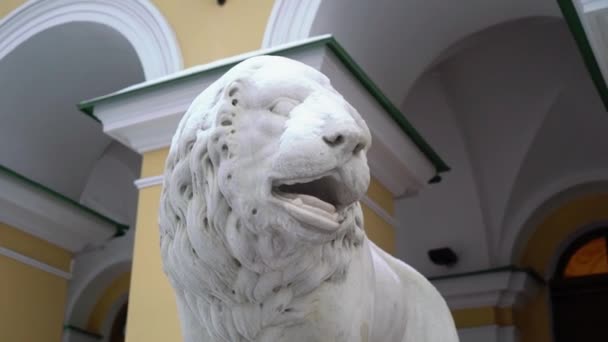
[
  {"xmin": 574, "ymin": 0, "xmax": 608, "ymax": 112},
  {"xmin": 0, "ymin": 0, "xmax": 182, "ymax": 80},
  {"xmin": 360, "ymin": 196, "xmax": 397, "ymax": 227},
  {"xmin": 0, "ymin": 170, "xmax": 118, "ymax": 252},
  {"xmin": 0, "ymin": 246, "xmax": 71, "ymax": 279},
  {"xmin": 458, "ymin": 325, "xmax": 518, "ymax": 342},
  {"xmin": 135, "ymin": 175, "xmax": 396, "ymax": 227},
  {"xmin": 134, "ymin": 175, "xmax": 163, "ymax": 189},
  {"xmin": 432, "ymin": 269, "xmax": 541, "ymax": 309},
  {"xmin": 262, "ymin": 0, "xmax": 322, "ymax": 48}
]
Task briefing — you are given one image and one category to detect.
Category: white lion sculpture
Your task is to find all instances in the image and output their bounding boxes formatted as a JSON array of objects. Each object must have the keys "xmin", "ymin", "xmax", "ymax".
[{"xmin": 159, "ymin": 56, "xmax": 458, "ymax": 342}]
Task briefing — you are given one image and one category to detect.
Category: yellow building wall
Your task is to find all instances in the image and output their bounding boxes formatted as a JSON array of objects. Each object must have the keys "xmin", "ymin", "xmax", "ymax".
[
  {"xmin": 0, "ymin": 0, "xmax": 25, "ymax": 19},
  {"xmin": 127, "ymin": 185, "xmax": 182, "ymax": 342},
  {"xmin": 152, "ymin": 0, "xmax": 275, "ymax": 67},
  {"xmin": 0, "ymin": 222, "xmax": 71, "ymax": 342},
  {"xmin": 451, "ymin": 306, "xmax": 513, "ymax": 328}
]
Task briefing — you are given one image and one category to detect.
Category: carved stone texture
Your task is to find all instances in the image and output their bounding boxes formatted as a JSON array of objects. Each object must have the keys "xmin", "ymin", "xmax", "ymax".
[{"xmin": 159, "ymin": 56, "xmax": 458, "ymax": 342}]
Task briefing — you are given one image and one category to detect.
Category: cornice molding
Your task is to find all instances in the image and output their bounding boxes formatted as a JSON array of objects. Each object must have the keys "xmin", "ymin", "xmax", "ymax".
[
  {"xmin": 559, "ymin": 0, "xmax": 608, "ymax": 109},
  {"xmin": 360, "ymin": 196, "xmax": 398, "ymax": 227},
  {"xmin": 431, "ymin": 267, "xmax": 542, "ymax": 310},
  {"xmin": 0, "ymin": 165, "xmax": 123, "ymax": 252},
  {"xmin": 457, "ymin": 325, "xmax": 517, "ymax": 342},
  {"xmin": 0, "ymin": 246, "xmax": 71, "ymax": 279},
  {"xmin": 83, "ymin": 36, "xmax": 448, "ymax": 198},
  {"xmin": 134, "ymin": 175, "xmax": 163, "ymax": 189}
]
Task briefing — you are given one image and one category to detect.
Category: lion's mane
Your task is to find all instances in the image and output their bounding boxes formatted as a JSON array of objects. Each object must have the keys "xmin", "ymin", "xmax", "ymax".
[{"xmin": 159, "ymin": 57, "xmax": 365, "ymax": 341}]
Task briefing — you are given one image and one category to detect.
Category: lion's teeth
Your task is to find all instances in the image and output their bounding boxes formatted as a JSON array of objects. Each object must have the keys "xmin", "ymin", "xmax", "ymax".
[
  {"xmin": 296, "ymin": 194, "xmax": 335, "ymax": 213},
  {"xmin": 292, "ymin": 198, "xmax": 303, "ymax": 206}
]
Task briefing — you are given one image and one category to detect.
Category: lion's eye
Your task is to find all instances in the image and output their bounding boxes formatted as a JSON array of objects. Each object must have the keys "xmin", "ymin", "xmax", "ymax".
[{"xmin": 269, "ymin": 98, "xmax": 298, "ymax": 116}]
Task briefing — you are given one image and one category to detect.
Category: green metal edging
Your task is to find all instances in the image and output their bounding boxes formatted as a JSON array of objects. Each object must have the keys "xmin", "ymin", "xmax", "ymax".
[
  {"xmin": 428, "ymin": 265, "xmax": 546, "ymax": 286},
  {"xmin": 324, "ymin": 38, "xmax": 450, "ymax": 173},
  {"xmin": 558, "ymin": 0, "xmax": 608, "ymax": 111},
  {"xmin": 0, "ymin": 164, "xmax": 129, "ymax": 237},
  {"xmin": 77, "ymin": 36, "xmax": 333, "ymax": 115},
  {"xmin": 64, "ymin": 325, "xmax": 103, "ymax": 339},
  {"xmin": 78, "ymin": 35, "xmax": 449, "ymax": 176}
]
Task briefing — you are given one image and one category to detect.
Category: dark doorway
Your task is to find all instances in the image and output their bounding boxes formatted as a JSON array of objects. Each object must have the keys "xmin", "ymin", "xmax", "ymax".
[
  {"xmin": 551, "ymin": 228, "xmax": 608, "ymax": 341},
  {"xmin": 110, "ymin": 302, "xmax": 128, "ymax": 342}
]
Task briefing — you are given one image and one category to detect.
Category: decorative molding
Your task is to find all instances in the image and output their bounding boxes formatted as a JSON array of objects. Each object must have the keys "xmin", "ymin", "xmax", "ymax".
[
  {"xmin": 63, "ymin": 325, "xmax": 103, "ymax": 340},
  {"xmin": 0, "ymin": 246, "xmax": 71, "ymax": 279},
  {"xmin": 0, "ymin": 0, "xmax": 182, "ymax": 80},
  {"xmin": 83, "ymin": 36, "xmax": 447, "ymax": 198},
  {"xmin": 558, "ymin": 0, "xmax": 608, "ymax": 109},
  {"xmin": 262, "ymin": 0, "xmax": 322, "ymax": 48},
  {"xmin": 135, "ymin": 175, "xmax": 397, "ymax": 227},
  {"xmin": 432, "ymin": 268, "xmax": 542, "ymax": 310},
  {"xmin": 134, "ymin": 175, "xmax": 163, "ymax": 189},
  {"xmin": 458, "ymin": 325, "xmax": 517, "ymax": 342},
  {"xmin": 360, "ymin": 196, "xmax": 398, "ymax": 227},
  {"xmin": 0, "ymin": 165, "xmax": 120, "ymax": 252}
]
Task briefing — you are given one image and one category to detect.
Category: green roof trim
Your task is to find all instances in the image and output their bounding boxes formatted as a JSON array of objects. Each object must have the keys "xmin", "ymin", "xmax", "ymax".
[
  {"xmin": 427, "ymin": 265, "xmax": 545, "ymax": 286},
  {"xmin": 63, "ymin": 325, "xmax": 103, "ymax": 339},
  {"xmin": 0, "ymin": 164, "xmax": 129, "ymax": 237},
  {"xmin": 79, "ymin": 35, "xmax": 449, "ymax": 176},
  {"xmin": 558, "ymin": 0, "xmax": 608, "ymax": 111},
  {"xmin": 324, "ymin": 38, "xmax": 450, "ymax": 173}
]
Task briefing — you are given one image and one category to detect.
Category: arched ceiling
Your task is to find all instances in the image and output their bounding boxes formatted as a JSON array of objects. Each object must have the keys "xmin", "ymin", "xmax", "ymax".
[
  {"xmin": 310, "ymin": 0, "xmax": 561, "ymax": 105},
  {"xmin": 268, "ymin": 0, "xmax": 608, "ymax": 276},
  {"xmin": 0, "ymin": 22, "xmax": 144, "ymax": 201},
  {"xmin": 393, "ymin": 17, "xmax": 608, "ymax": 275}
]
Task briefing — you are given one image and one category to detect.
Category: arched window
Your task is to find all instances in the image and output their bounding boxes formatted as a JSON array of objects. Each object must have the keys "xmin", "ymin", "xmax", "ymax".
[
  {"xmin": 551, "ymin": 228, "xmax": 608, "ymax": 342},
  {"xmin": 555, "ymin": 229, "xmax": 608, "ymax": 279}
]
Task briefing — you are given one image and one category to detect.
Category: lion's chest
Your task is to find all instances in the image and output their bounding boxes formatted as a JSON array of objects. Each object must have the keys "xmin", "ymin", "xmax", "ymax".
[{"xmin": 274, "ymin": 242, "xmax": 375, "ymax": 342}]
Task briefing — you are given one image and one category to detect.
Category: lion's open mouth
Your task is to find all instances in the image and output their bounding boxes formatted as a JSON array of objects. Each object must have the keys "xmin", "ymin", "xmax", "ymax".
[{"xmin": 272, "ymin": 173, "xmax": 349, "ymax": 232}]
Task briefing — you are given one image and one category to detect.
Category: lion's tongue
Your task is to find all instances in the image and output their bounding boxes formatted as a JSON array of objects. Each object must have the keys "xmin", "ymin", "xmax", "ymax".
[
  {"xmin": 284, "ymin": 198, "xmax": 340, "ymax": 231},
  {"xmin": 295, "ymin": 194, "xmax": 336, "ymax": 213}
]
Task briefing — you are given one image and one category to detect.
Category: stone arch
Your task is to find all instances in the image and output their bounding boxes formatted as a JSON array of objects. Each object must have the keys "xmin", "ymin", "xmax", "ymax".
[
  {"xmin": 66, "ymin": 258, "xmax": 132, "ymax": 331},
  {"xmin": 511, "ymin": 189, "xmax": 608, "ymax": 342},
  {"xmin": 504, "ymin": 173, "xmax": 608, "ymax": 265},
  {"xmin": 516, "ymin": 188, "xmax": 608, "ymax": 277},
  {"xmin": 0, "ymin": 0, "xmax": 182, "ymax": 80},
  {"xmin": 262, "ymin": 0, "xmax": 322, "ymax": 48},
  {"xmin": 86, "ymin": 272, "xmax": 131, "ymax": 339}
]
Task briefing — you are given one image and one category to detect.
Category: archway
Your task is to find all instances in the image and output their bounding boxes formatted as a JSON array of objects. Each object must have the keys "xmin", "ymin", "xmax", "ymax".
[
  {"xmin": 550, "ymin": 227, "xmax": 608, "ymax": 341},
  {"xmin": 108, "ymin": 302, "xmax": 128, "ymax": 342},
  {"xmin": 0, "ymin": 0, "xmax": 182, "ymax": 79},
  {"xmin": 514, "ymin": 192, "xmax": 608, "ymax": 342},
  {"xmin": 0, "ymin": 1, "xmax": 181, "ymax": 340}
]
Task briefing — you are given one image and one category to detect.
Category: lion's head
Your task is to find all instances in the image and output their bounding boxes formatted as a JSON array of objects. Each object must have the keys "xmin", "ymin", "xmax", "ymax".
[{"xmin": 159, "ymin": 56, "xmax": 372, "ymax": 340}]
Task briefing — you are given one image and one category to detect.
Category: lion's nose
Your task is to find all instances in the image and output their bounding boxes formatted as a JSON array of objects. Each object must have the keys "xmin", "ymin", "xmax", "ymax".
[{"xmin": 322, "ymin": 128, "xmax": 367, "ymax": 156}]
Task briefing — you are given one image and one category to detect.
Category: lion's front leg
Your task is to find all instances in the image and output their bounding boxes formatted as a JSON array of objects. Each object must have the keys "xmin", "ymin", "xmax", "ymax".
[{"xmin": 369, "ymin": 243, "xmax": 459, "ymax": 342}]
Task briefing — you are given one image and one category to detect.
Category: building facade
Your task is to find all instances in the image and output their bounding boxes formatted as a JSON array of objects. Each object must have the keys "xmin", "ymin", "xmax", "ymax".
[{"xmin": 0, "ymin": 1, "xmax": 607, "ymax": 342}]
